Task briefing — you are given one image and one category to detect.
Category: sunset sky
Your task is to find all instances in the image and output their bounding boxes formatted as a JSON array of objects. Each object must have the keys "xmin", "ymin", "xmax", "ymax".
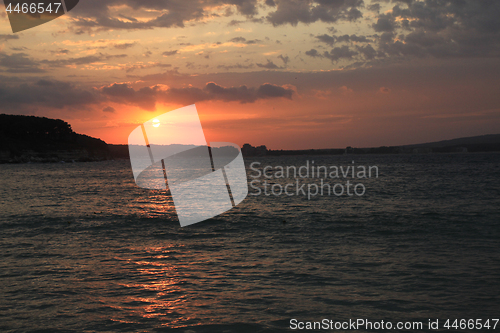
[{"xmin": 1, "ymin": 0, "xmax": 499, "ymax": 149}]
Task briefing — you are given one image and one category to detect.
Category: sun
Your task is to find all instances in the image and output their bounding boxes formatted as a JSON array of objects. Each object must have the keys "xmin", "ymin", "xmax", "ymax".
[{"xmin": 152, "ymin": 119, "xmax": 160, "ymax": 127}]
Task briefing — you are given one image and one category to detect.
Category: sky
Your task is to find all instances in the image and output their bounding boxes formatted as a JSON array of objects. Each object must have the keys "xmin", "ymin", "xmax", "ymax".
[{"xmin": 0, "ymin": 0, "xmax": 499, "ymax": 149}]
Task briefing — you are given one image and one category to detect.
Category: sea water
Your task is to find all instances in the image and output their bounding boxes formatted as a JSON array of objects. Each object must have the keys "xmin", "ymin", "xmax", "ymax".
[{"xmin": 1, "ymin": 153, "xmax": 499, "ymax": 332}]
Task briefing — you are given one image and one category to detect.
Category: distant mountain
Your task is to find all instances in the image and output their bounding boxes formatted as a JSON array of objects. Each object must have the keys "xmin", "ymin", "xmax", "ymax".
[{"xmin": 0, "ymin": 114, "xmax": 111, "ymax": 163}]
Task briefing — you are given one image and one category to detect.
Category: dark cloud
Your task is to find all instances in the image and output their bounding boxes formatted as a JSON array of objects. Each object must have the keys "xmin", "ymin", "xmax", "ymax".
[
  {"xmin": 305, "ymin": 49, "xmax": 321, "ymax": 57},
  {"xmin": 217, "ymin": 63, "xmax": 255, "ymax": 70},
  {"xmin": 68, "ymin": 0, "xmax": 364, "ymax": 31},
  {"xmin": 266, "ymin": 0, "xmax": 363, "ymax": 26},
  {"xmin": 229, "ymin": 36, "xmax": 247, "ymax": 43},
  {"xmin": 372, "ymin": 14, "xmax": 396, "ymax": 32},
  {"xmin": 323, "ymin": 45, "xmax": 358, "ymax": 62},
  {"xmin": 100, "ymin": 81, "xmax": 294, "ymax": 108},
  {"xmin": 69, "ymin": 0, "xmax": 260, "ymax": 31},
  {"xmin": 256, "ymin": 59, "xmax": 281, "ymax": 69},
  {"xmin": 305, "ymin": 1, "xmax": 500, "ymax": 66},
  {"xmin": 315, "ymin": 33, "xmax": 371, "ymax": 46},
  {"xmin": 118, "ymin": 14, "xmax": 138, "ymax": 22},
  {"xmin": 203, "ymin": 82, "xmax": 257, "ymax": 103},
  {"xmin": 50, "ymin": 49, "xmax": 71, "ymax": 55},
  {"xmin": 114, "ymin": 43, "xmax": 136, "ymax": 50},
  {"xmin": 162, "ymin": 50, "xmax": 178, "ymax": 56},
  {"xmin": 278, "ymin": 54, "xmax": 289, "ymax": 66},
  {"xmin": 103, "ymin": 106, "xmax": 116, "ymax": 113},
  {"xmin": 228, "ymin": 36, "xmax": 261, "ymax": 44},
  {"xmin": 257, "ymin": 83, "xmax": 293, "ymax": 99},
  {"xmin": 306, "ymin": 45, "xmax": 358, "ymax": 62},
  {"xmin": 228, "ymin": 19, "xmax": 244, "ymax": 26},
  {"xmin": 229, "ymin": 0, "xmax": 259, "ymax": 16},
  {"xmin": 0, "ymin": 52, "xmax": 45, "ymax": 73},
  {"xmin": 345, "ymin": 34, "xmax": 371, "ymax": 43},
  {"xmin": 101, "ymin": 83, "xmax": 159, "ymax": 110},
  {"xmin": 356, "ymin": 44, "xmax": 378, "ymax": 60},
  {"xmin": 316, "ymin": 34, "xmax": 335, "ymax": 46},
  {"xmin": 372, "ymin": 1, "xmax": 500, "ymax": 59},
  {"xmin": 368, "ymin": 4, "xmax": 380, "ymax": 12},
  {"xmin": 0, "ymin": 34, "xmax": 19, "ymax": 42},
  {"xmin": 0, "ymin": 79, "xmax": 102, "ymax": 110}
]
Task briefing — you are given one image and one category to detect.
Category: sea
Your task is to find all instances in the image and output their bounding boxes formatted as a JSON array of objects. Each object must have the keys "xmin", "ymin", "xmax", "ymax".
[{"xmin": 1, "ymin": 153, "xmax": 499, "ymax": 332}]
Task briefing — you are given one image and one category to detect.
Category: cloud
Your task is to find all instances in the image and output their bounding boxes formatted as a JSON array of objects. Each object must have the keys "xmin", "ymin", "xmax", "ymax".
[
  {"xmin": 316, "ymin": 34, "xmax": 335, "ymax": 46},
  {"xmin": 315, "ymin": 33, "xmax": 372, "ymax": 46},
  {"xmin": 266, "ymin": 0, "xmax": 363, "ymax": 26},
  {"xmin": 306, "ymin": 46, "xmax": 359, "ymax": 62},
  {"xmin": 339, "ymin": 34, "xmax": 371, "ymax": 43},
  {"xmin": 257, "ymin": 83, "xmax": 293, "ymax": 99},
  {"xmin": 100, "ymin": 81, "xmax": 294, "ymax": 108},
  {"xmin": 229, "ymin": 36, "xmax": 247, "ymax": 43},
  {"xmin": 59, "ymin": 0, "xmax": 500, "ymax": 66},
  {"xmin": 256, "ymin": 59, "xmax": 280, "ymax": 69},
  {"xmin": 372, "ymin": 14, "xmax": 396, "ymax": 32},
  {"xmin": 277, "ymin": 54, "xmax": 289, "ymax": 66},
  {"xmin": 162, "ymin": 50, "xmax": 178, "ymax": 56},
  {"xmin": 67, "ymin": 0, "xmax": 366, "ymax": 32},
  {"xmin": 217, "ymin": 63, "xmax": 255, "ymax": 70},
  {"xmin": 69, "ymin": 0, "xmax": 260, "ymax": 31},
  {"xmin": 0, "ymin": 52, "xmax": 45, "ymax": 73},
  {"xmin": 324, "ymin": 46, "xmax": 358, "ymax": 62},
  {"xmin": 122, "ymin": 62, "xmax": 172, "ymax": 73},
  {"xmin": 356, "ymin": 44, "xmax": 377, "ymax": 60},
  {"xmin": 100, "ymin": 83, "xmax": 159, "ymax": 110},
  {"xmin": 227, "ymin": 20, "xmax": 241, "ymax": 26},
  {"xmin": 50, "ymin": 49, "xmax": 71, "ymax": 55},
  {"xmin": 40, "ymin": 53, "xmax": 128, "ymax": 67},
  {"xmin": 103, "ymin": 106, "xmax": 116, "ymax": 112},
  {"xmin": 305, "ymin": 49, "xmax": 321, "ymax": 57},
  {"xmin": 0, "ymin": 79, "xmax": 102, "ymax": 110},
  {"xmin": 0, "ymin": 34, "xmax": 19, "ymax": 42},
  {"xmin": 339, "ymin": 86, "xmax": 353, "ymax": 95},
  {"xmin": 371, "ymin": 1, "xmax": 500, "ymax": 59},
  {"xmin": 304, "ymin": 1, "xmax": 500, "ymax": 66},
  {"xmin": 228, "ymin": 36, "xmax": 261, "ymax": 44},
  {"xmin": 368, "ymin": 4, "xmax": 380, "ymax": 12},
  {"xmin": 114, "ymin": 42, "xmax": 136, "ymax": 50}
]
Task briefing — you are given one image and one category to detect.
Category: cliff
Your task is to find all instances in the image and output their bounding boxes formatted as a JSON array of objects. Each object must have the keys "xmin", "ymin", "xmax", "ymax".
[{"xmin": 0, "ymin": 114, "xmax": 112, "ymax": 163}]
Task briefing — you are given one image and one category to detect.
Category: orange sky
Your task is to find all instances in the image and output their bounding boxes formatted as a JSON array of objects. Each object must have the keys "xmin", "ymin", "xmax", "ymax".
[{"xmin": 1, "ymin": 1, "xmax": 499, "ymax": 149}]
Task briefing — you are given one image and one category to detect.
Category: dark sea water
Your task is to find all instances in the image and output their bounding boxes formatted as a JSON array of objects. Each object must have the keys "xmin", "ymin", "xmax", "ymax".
[{"xmin": 1, "ymin": 153, "xmax": 499, "ymax": 332}]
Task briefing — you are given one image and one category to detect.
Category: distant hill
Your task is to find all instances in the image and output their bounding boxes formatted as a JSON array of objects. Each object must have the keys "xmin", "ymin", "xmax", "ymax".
[
  {"xmin": 264, "ymin": 134, "xmax": 500, "ymax": 156},
  {"xmin": 404, "ymin": 134, "xmax": 500, "ymax": 148},
  {"xmin": 0, "ymin": 114, "xmax": 111, "ymax": 163}
]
